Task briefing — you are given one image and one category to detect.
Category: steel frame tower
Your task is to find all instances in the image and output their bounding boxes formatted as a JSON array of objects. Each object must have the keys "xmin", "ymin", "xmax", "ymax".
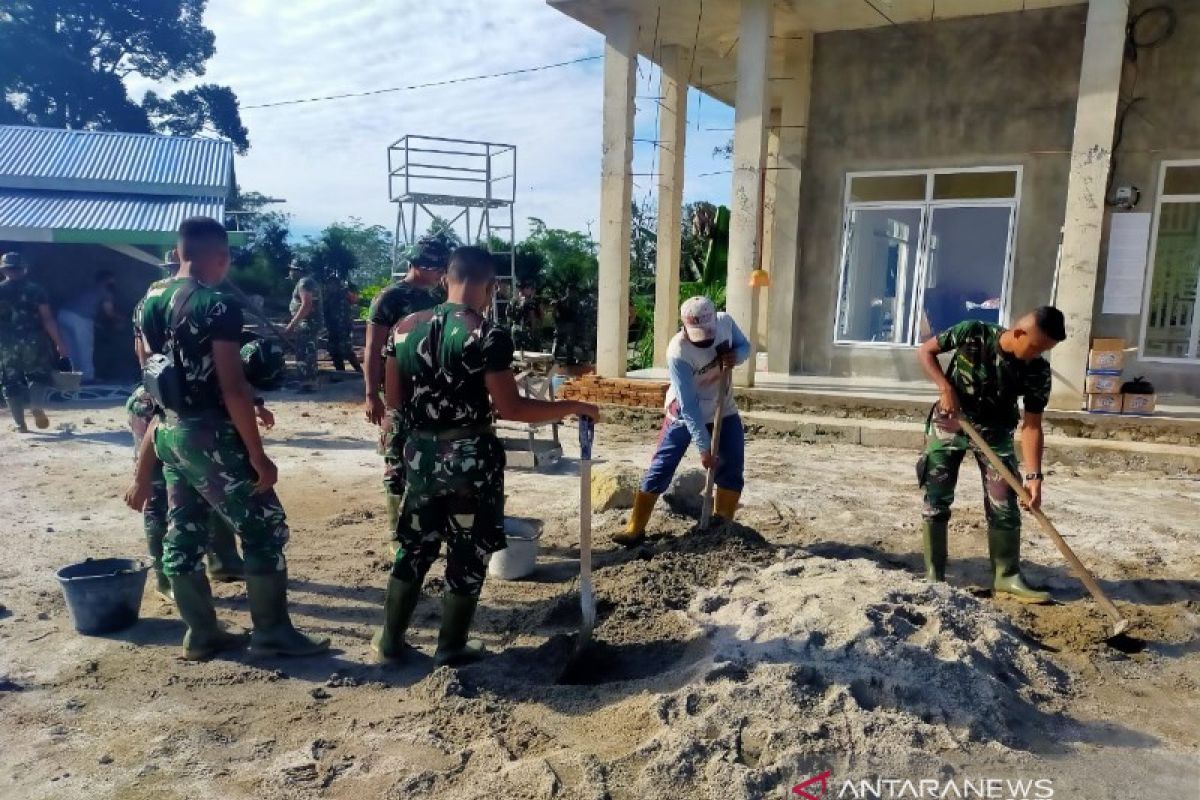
[{"xmin": 387, "ymin": 135, "xmax": 516, "ymax": 319}]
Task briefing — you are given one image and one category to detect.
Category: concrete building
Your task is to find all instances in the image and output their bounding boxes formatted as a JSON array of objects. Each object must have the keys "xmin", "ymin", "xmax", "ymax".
[
  {"xmin": 549, "ymin": 0, "xmax": 1200, "ymax": 407},
  {"xmin": 0, "ymin": 125, "xmax": 243, "ymax": 381}
]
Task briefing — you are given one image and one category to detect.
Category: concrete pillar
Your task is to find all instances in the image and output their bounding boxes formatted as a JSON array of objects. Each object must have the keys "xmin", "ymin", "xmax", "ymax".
[
  {"xmin": 653, "ymin": 45, "xmax": 688, "ymax": 368},
  {"xmin": 766, "ymin": 35, "xmax": 813, "ymax": 375},
  {"xmin": 596, "ymin": 9, "xmax": 638, "ymax": 377},
  {"xmin": 757, "ymin": 110, "xmax": 782, "ymax": 357},
  {"xmin": 726, "ymin": 0, "xmax": 772, "ymax": 387},
  {"xmin": 1048, "ymin": 0, "xmax": 1127, "ymax": 410}
]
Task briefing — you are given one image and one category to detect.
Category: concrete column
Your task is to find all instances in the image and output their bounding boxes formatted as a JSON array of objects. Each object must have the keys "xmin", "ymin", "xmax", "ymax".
[
  {"xmin": 596, "ymin": 9, "xmax": 638, "ymax": 377},
  {"xmin": 767, "ymin": 35, "xmax": 813, "ymax": 374},
  {"xmin": 726, "ymin": 0, "xmax": 772, "ymax": 387},
  {"xmin": 1048, "ymin": 0, "xmax": 1128, "ymax": 410},
  {"xmin": 653, "ymin": 45, "xmax": 689, "ymax": 368},
  {"xmin": 756, "ymin": 110, "xmax": 782, "ymax": 357}
]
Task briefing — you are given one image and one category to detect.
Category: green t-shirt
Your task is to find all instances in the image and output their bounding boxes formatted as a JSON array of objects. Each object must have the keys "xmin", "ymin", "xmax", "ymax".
[
  {"xmin": 937, "ymin": 320, "xmax": 1051, "ymax": 435},
  {"xmin": 138, "ymin": 277, "xmax": 243, "ymax": 412},
  {"xmin": 368, "ymin": 279, "xmax": 443, "ymax": 329},
  {"xmin": 0, "ymin": 277, "xmax": 49, "ymax": 342},
  {"xmin": 389, "ymin": 302, "xmax": 514, "ymax": 432}
]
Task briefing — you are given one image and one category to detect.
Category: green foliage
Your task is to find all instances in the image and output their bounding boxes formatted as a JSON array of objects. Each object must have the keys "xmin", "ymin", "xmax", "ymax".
[
  {"xmin": 298, "ymin": 218, "xmax": 393, "ymax": 286},
  {"xmin": 0, "ymin": 0, "xmax": 250, "ymax": 152},
  {"xmin": 524, "ymin": 217, "xmax": 598, "ymax": 292}
]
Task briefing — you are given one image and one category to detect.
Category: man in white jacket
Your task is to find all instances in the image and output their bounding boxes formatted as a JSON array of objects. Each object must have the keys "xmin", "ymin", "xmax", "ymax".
[{"xmin": 614, "ymin": 296, "xmax": 751, "ymax": 547}]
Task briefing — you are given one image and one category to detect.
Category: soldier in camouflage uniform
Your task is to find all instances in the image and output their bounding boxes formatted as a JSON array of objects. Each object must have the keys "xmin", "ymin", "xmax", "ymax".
[
  {"xmin": 322, "ymin": 276, "xmax": 362, "ymax": 373},
  {"xmin": 372, "ymin": 246, "xmax": 598, "ymax": 666},
  {"xmin": 284, "ymin": 262, "xmax": 322, "ymax": 392},
  {"xmin": 126, "ymin": 217, "xmax": 327, "ymax": 661},
  {"xmin": 362, "ymin": 236, "xmax": 450, "ymax": 551},
  {"xmin": 916, "ymin": 307, "xmax": 1067, "ymax": 604},
  {"xmin": 0, "ymin": 252, "xmax": 69, "ymax": 432},
  {"xmin": 507, "ymin": 283, "xmax": 544, "ymax": 352}
]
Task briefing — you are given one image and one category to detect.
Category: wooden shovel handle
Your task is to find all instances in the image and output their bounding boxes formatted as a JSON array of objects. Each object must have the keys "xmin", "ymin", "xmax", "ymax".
[
  {"xmin": 700, "ymin": 368, "xmax": 731, "ymax": 528},
  {"xmin": 956, "ymin": 417, "xmax": 1128, "ymax": 632}
]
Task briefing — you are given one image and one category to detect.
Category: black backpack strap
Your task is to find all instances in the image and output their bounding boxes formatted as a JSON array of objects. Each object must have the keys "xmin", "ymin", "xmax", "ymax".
[{"xmin": 165, "ymin": 280, "xmax": 202, "ymax": 353}]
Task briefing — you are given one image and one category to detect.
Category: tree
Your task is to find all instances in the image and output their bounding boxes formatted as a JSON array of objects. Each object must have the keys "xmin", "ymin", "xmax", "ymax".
[
  {"xmin": 299, "ymin": 219, "xmax": 393, "ymax": 285},
  {"xmin": 522, "ymin": 217, "xmax": 598, "ymax": 292},
  {"xmin": 0, "ymin": 0, "xmax": 250, "ymax": 152}
]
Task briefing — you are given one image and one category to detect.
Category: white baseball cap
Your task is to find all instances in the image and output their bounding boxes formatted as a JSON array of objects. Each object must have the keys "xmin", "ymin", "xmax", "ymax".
[{"xmin": 680, "ymin": 296, "xmax": 717, "ymax": 341}]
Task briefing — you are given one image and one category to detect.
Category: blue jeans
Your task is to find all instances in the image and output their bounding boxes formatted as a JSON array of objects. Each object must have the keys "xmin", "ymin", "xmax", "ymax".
[{"xmin": 641, "ymin": 414, "xmax": 745, "ymax": 495}]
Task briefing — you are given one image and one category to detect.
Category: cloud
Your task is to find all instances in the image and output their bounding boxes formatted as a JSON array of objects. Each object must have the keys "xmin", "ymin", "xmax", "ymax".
[{"xmin": 146, "ymin": 0, "xmax": 733, "ymax": 240}]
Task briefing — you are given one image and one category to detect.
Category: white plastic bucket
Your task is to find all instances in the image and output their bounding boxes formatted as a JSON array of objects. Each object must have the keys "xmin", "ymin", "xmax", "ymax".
[{"xmin": 487, "ymin": 517, "xmax": 543, "ymax": 581}]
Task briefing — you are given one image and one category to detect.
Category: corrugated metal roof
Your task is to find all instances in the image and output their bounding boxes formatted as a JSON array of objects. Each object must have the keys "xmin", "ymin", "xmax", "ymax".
[
  {"xmin": 0, "ymin": 125, "xmax": 233, "ymax": 196},
  {"xmin": 0, "ymin": 189, "xmax": 224, "ymax": 233}
]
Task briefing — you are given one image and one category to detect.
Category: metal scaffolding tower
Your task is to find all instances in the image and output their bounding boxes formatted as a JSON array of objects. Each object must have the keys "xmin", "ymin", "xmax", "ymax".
[{"xmin": 387, "ymin": 135, "xmax": 516, "ymax": 319}]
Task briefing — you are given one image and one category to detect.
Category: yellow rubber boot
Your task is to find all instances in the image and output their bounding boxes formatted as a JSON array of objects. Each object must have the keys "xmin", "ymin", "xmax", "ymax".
[
  {"xmin": 613, "ymin": 491, "xmax": 657, "ymax": 547},
  {"xmin": 714, "ymin": 488, "xmax": 741, "ymax": 522}
]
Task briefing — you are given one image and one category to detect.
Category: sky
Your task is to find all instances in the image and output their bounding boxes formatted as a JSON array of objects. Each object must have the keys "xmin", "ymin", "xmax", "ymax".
[{"xmin": 144, "ymin": 0, "xmax": 735, "ymax": 242}]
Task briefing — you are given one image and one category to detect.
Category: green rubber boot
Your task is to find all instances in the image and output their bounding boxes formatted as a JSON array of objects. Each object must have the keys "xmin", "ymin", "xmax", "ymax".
[
  {"xmin": 246, "ymin": 571, "xmax": 331, "ymax": 656},
  {"xmin": 922, "ymin": 519, "xmax": 948, "ymax": 583},
  {"xmin": 384, "ymin": 491, "xmax": 402, "ymax": 558},
  {"xmin": 169, "ymin": 571, "xmax": 249, "ymax": 660},
  {"xmin": 988, "ymin": 526, "xmax": 1051, "ymax": 604},
  {"xmin": 7, "ymin": 398, "xmax": 28, "ymax": 432},
  {"xmin": 433, "ymin": 592, "xmax": 487, "ymax": 667},
  {"xmin": 146, "ymin": 528, "xmax": 174, "ymax": 602},
  {"xmin": 205, "ymin": 515, "xmax": 245, "ymax": 582},
  {"xmin": 371, "ymin": 577, "xmax": 422, "ymax": 661}
]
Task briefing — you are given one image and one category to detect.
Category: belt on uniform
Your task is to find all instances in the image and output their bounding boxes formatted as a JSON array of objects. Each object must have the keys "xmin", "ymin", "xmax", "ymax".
[
  {"xmin": 160, "ymin": 408, "xmax": 228, "ymax": 424},
  {"xmin": 407, "ymin": 424, "xmax": 494, "ymax": 441}
]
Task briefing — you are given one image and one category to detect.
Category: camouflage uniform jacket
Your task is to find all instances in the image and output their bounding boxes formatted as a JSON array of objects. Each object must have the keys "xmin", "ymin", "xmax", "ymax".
[
  {"xmin": 0, "ymin": 277, "xmax": 49, "ymax": 345},
  {"xmin": 937, "ymin": 320, "xmax": 1051, "ymax": 439},
  {"xmin": 139, "ymin": 277, "xmax": 244, "ymax": 414},
  {"xmin": 369, "ymin": 279, "xmax": 443, "ymax": 331},
  {"xmin": 390, "ymin": 302, "xmax": 514, "ymax": 433},
  {"xmin": 289, "ymin": 276, "xmax": 322, "ymax": 333}
]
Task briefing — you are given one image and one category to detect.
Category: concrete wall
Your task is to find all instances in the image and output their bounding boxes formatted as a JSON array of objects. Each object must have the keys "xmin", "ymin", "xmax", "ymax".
[
  {"xmin": 1092, "ymin": 0, "xmax": 1200, "ymax": 394},
  {"xmin": 795, "ymin": 6, "xmax": 1086, "ymax": 379}
]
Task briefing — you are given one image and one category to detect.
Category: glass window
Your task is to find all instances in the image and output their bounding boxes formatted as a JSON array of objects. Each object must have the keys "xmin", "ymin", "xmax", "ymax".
[
  {"xmin": 837, "ymin": 208, "xmax": 924, "ymax": 343},
  {"xmin": 1143, "ymin": 201, "xmax": 1200, "ymax": 358},
  {"xmin": 932, "ymin": 170, "xmax": 1018, "ymax": 200},
  {"xmin": 918, "ymin": 206, "xmax": 1013, "ymax": 340},
  {"xmin": 849, "ymin": 174, "xmax": 926, "ymax": 203},
  {"xmin": 1163, "ymin": 165, "xmax": 1200, "ymax": 196}
]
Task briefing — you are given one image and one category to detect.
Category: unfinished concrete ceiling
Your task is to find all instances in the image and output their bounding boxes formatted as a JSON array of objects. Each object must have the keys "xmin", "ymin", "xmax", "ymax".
[{"xmin": 548, "ymin": 0, "xmax": 1087, "ymax": 106}]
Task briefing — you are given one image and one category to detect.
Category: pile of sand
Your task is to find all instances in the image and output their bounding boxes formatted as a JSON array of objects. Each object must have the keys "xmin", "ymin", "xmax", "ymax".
[{"xmin": 631, "ymin": 555, "xmax": 1072, "ymax": 798}]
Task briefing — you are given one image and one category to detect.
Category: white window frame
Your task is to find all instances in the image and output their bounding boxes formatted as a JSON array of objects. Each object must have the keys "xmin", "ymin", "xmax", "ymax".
[
  {"xmin": 1136, "ymin": 159, "xmax": 1200, "ymax": 364},
  {"xmin": 833, "ymin": 165, "xmax": 1023, "ymax": 348}
]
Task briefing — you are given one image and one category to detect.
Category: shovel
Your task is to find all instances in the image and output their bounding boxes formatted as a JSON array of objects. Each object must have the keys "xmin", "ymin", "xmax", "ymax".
[
  {"xmin": 699, "ymin": 366, "xmax": 732, "ymax": 529},
  {"xmin": 574, "ymin": 416, "xmax": 597, "ymax": 656},
  {"xmin": 957, "ymin": 417, "xmax": 1136, "ymax": 643}
]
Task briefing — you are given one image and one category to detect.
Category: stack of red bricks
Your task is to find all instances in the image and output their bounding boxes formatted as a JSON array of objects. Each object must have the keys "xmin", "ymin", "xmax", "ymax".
[{"xmin": 557, "ymin": 375, "xmax": 668, "ymax": 409}]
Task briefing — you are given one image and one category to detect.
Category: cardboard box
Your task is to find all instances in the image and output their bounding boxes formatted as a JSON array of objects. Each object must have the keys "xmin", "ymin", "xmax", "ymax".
[
  {"xmin": 1084, "ymin": 372, "xmax": 1123, "ymax": 394},
  {"xmin": 1091, "ymin": 338, "xmax": 1126, "ymax": 351},
  {"xmin": 1085, "ymin": 393, "xmax": 1123, "ymax": 414},
  {"xmin": 1087, "ymin": 349, "xmax": 1126, "ymax": 371},
  {"xmin": 1122, "ymin": 393, "xmax": 1157, "ymax": 415}
]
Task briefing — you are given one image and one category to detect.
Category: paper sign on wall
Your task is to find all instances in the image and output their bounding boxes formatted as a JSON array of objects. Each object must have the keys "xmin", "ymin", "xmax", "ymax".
[{"xmin": 1101, "ymin": 212, "xmax": 1152, "ymax": 315}]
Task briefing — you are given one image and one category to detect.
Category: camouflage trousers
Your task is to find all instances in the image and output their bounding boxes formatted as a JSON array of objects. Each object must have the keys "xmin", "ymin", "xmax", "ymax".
[
  {"xmin": 381, "ymin": 408, "xmax": 408, "ymax": 498},
  {"xmin": 920, "ymin": 411, "xmax": 1021, "ymax": 534},
  {"xmin": 293, "ymin": 327, "xmax": 319, "ymax": 387},
  {"xmin": 552, "ymin": 323, "xmax": 589, "ymax": 366},
  {"xmin": 511, "ymin": 324, "xmax": 541, "ymax": 353},
  {"xmin": 393, "ymin": 432, "xmax": 507, "ymax": 599},
  {"xmin": 127, "ymin": 389, "xmax": 239, "ymax": 567},
  {"xmin": 154, "ymin": 415, "xmax": 289, "ymax": 577},
  {"xmin": 326, "ymin": 323, "xmax": 360, "ymax": 371},
  {"xmin": 0, "ymin": 338, "xmax": 52, "ymax": 406}
]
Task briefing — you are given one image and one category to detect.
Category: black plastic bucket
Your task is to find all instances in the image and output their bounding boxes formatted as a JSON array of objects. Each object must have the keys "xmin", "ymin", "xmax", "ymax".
[{"xmin": 55, "ymin": 558, "xmax": 149, "ymax": 635}]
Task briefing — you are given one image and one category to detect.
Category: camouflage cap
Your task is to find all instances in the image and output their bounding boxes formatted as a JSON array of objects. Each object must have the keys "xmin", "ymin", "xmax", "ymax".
[
  {"xmin": 1, "ymin": 252, "xmax": 23, "ymax": 269},
  {"xmin": 240, "ymin": 338, "xmax": 287, "ymax": 391},
  {"xmin": 395, "ymin": 235, "xmax": 453, "ymax": 276}
]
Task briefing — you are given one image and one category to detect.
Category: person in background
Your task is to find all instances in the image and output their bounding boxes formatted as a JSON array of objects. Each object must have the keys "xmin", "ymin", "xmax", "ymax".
[
  {"xmin": 507, "ymin": 283, "xmax": 543, "ymax": 352},
  {"xmin": 323, "ymin": 275, "xmax": 362, "ymax": 374},
  {"xmin": 56, "ymin": 269, "xmax": 117, "ymax": 383},
  {"xmin": 362, "ymin": 236, "xmax": 450, "ymax": 552},
  {"xmin": 0, "ymin": 252, "xmax": 70, "ymax": 432},
  {"xmin": 283, "ymin": 261, "xmax": 322, "ymax": 393}
]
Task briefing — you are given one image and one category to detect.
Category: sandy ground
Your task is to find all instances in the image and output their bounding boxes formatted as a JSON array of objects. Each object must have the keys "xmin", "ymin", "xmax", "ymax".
[{"xmin": 0, "ymin": 380, "xmax": 1197, "ymax": 799}]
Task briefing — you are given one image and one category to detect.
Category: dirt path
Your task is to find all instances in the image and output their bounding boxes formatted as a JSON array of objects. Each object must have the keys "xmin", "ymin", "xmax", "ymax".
[{"xmin": 0, "ymin": 385, "xmax": 1197, "ymax": 799}]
